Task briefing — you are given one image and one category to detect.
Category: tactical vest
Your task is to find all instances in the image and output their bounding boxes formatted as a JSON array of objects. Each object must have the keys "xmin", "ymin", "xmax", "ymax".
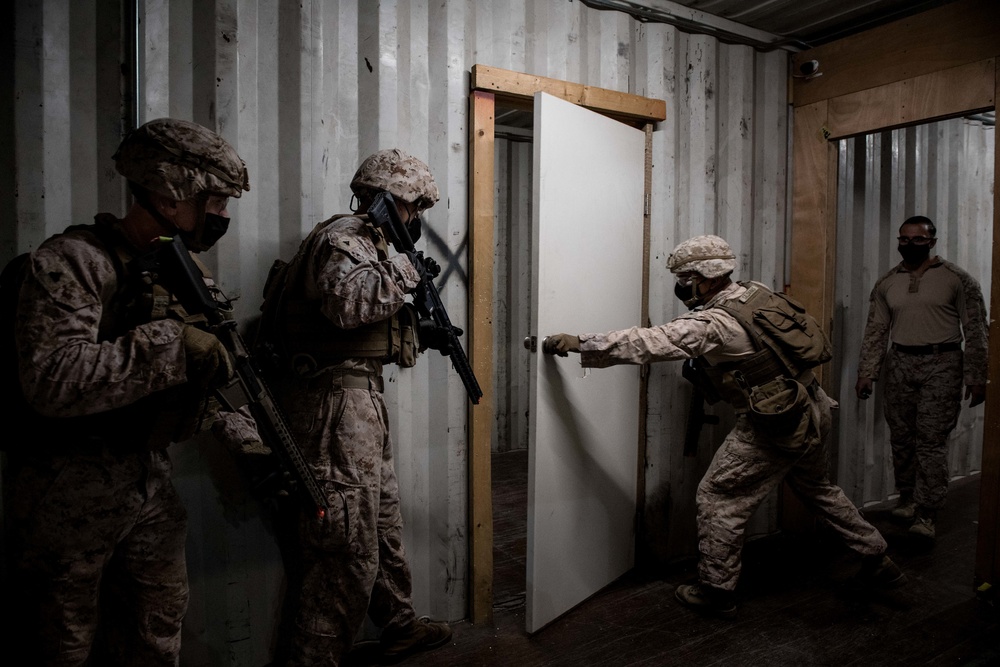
[
  {"xmin": 10, "ymin": 215, "xmax": 206, "ymax": 454},
  {"xmin": 260, "ymin": 215, "xmax": 419, "ymax": 377},
  {"xmin": 696, "ymin": 282, "xmax": 831, "ymax": 411}
]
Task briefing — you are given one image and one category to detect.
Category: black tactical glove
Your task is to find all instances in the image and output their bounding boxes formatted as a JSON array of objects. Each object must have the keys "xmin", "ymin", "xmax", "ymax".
[
  {"xmin": 406, "ymin": 251, "xmax": 441, "ymax": 280},
  {"xmin": 182, "ymin": 325, "xmax": 234, "ymax": 388},
  {"xmin": 419, "ymin": 317, "xmax": 462, "ymax": 355},
  {"xmin": 247, "ymin": 455, "xmax": 296, "ymax": 501},
  {"xmin": 213, "ymin": 408, "xmax": 294, "ymax": 502},
  {"xmin": 543, "ymin": 333, "xmax": 581, "ymax": 357}
]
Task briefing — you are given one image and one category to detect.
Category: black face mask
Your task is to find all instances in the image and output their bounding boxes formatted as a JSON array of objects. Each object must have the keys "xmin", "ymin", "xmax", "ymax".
[
  {"xmin": 406, "ymin": 215, "xmax": 422, "ymax": 244},
  {"xmin": 675, "ymin": 280, "xmax": 706, "ymax": 310},
  {"xmin": 180, "ymin": 212, "xmax": 230, "ymax": 252},
  {"xmin": 898, "ymin": 244, "xmax": 930, "ymax": 266},
  {"xmin": 674, "ymin": 281, "xmax": 694, "ymax": 303}
]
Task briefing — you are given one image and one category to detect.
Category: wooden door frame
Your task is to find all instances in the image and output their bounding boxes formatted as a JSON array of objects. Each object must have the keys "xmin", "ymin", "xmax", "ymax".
[
  {"xmin": 788, "ymin": 0, "xmax": 1000, "ymax": 592},
  {"xmin": 467, "ymin": 65, "xmax": 666, "ymax": 622}
]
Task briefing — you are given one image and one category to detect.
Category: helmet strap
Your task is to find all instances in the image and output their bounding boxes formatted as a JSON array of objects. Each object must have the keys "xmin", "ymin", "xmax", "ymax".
[
  {"xmin": 697, "ymin": 275, "xmax": 732, "ymax": 305},
  {"xmin": 131, "ymin": 186, "xmax": 182, "ymax": 238},
  {"xmin": 684, "ymin": 275, "xmax": 704, "ymax": 309}
]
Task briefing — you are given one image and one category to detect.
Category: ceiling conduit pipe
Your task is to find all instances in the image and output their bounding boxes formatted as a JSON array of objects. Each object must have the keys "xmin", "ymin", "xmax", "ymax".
[{"xmin": 579, "ymin": 0, "xmax": 811, "ymax": 52}]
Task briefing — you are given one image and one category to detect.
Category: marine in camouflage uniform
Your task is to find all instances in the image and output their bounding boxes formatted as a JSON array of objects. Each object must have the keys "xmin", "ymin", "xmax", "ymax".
[
  {"xmin": 9, "ymin": 118, "xmax": 249, "ymax": 666},
  {"xmin": 269, "ymin": 149, "xmax": 451, "ymax": 666},
  {"xmin": 856, "ymin": 216, "xmax": 988, "ymax": 540},
  {"xmin": 545, "ymin": 235, "xmax": 900, "ymax": 618}
]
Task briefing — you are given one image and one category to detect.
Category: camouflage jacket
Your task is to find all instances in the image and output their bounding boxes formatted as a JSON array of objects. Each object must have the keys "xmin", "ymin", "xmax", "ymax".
[
  {"xmin": 857, "ymin": 258, "xmax": 989, "ymax": 385},
  {"xmin": 15, "ymin": 215, "xmax": 188, "ymax": 419},
  {"xmin": 295, "ymin": 214, "xmax": 421, "ymax": 330},
  {"xmin": 279, "ymin": 213, "xmax": 422, "ymax": 374},
  {"xmin": 580, "ymin": 282, "xmax": 757, "ymax": 368}
]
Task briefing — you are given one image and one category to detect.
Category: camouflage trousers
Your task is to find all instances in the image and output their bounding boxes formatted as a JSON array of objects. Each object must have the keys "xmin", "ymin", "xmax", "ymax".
[
  {"xmin": 281, "ymin": 374, "xmax": 416, "ymax": 667},
  {"xmin": 883, "ymin": 348, "xmax": 963, "ymax": 510},
  {"xmin": 696, "ymin": 386, "xmax": 887, "ymax": 591},
  {"xmin": 7, "ymin": 446, "xmax": 188, "ymax": 666}
]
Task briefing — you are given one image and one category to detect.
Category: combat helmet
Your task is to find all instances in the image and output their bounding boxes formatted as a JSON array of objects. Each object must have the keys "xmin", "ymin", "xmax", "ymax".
[
  {"xmin": 114, "ymin": 118, "xmax": 250, "ymax": 201},
  {"xmin": 667, "ymin": 235, "xmax": 736, "ymax": 278},
  {"xmin": 350, "ymin": 149, "xmax": 439, "ymax": 209}
]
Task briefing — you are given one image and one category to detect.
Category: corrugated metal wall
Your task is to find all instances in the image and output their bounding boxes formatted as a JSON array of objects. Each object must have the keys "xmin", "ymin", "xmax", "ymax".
[
  {"xmin": 5, "ymin": 0, "xmax": 790, "ymax": 663},
  {"xmin": 832, "ymin": 118, "xmax": 995, "ymax": 507},
  {"xmin": 489, "ymin": 25, "xmax": 791, "ymax": 567}
]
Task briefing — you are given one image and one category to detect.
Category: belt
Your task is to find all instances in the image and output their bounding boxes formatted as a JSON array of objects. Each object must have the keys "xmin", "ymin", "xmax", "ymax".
[
  {"xmin": 891, "ymin": 342, "xmax": 962, "ymax": 355},
  {"xmin": 331, "ymin": 371, "xmax": 384, "ymax": 393}
]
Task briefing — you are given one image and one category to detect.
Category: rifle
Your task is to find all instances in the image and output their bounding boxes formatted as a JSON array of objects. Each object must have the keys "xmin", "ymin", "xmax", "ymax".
[
  {"xmin": 367, "ymin": 191, "xmax": 483, "ymax": 405},
  {"xmin": 140, "ymin": 236, "xmax": 330, "ymax": 520},
  {"xmin": 681, "ymin": 359, "xmax": 719, "ymax": 457}
]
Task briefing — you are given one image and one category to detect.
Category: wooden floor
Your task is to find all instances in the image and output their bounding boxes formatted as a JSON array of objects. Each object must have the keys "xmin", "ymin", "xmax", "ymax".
[{"xmin": 355, "ymin": 449, "xmax": 1000, "ymax": 667}]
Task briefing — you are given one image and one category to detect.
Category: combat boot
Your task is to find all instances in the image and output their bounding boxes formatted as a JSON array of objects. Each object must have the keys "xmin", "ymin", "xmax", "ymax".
[
  {"xmin": 909, "ymin": 513, "xmax": 936, "ymax": 540},
  {"xmin": 674, "ymin": 583, "xmax": 737, "ymax": 619},
  {"xmin": 380, "ymin": 616, "xmax": 452, "ymax": 663},
  {"xmin": 849, "ymin": 553, "xmax": 907, "ymax": 590},
  {"xmin": 890, "ymin": 494, "xmax": 917, "ymax": 520}
]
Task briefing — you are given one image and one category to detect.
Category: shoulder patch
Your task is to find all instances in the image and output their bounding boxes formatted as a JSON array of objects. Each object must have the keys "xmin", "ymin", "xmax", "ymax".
[
  {"xmin": 29, "ymin": 236, "xmax": 117, "ymax": 309},
  {"xmin": 324, "ymin": 215, "xmax": 380, "ymax": 264}
]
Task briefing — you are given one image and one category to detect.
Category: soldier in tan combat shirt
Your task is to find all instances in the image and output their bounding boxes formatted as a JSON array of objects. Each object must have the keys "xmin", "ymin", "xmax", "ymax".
[
  {"xmin": 9, "ymin": 118, "xmax": 249, "ymax": 665},
  {"xmin": 265, "ymin": 149, "xmax": 451, "ymax": 666},
  {"xmin": 545, "ymin": 235, "xmax": 902, "ymax": 619},
  {"xmin": 855, "ymin": 216, "xmax": 988, "ymax": 541}
]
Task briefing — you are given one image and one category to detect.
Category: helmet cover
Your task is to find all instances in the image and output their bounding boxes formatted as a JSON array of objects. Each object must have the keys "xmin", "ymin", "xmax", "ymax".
[
  {"xmin": 114, "ymin": 118, "xmax": 250, "ymax": 201},
  {"xmin": 666, "ymin": 235, "xmax": 736, "ymax": 278},
  {"xmin": 350, "ymin": 149, "xmax": 440, "ymax": 209}
]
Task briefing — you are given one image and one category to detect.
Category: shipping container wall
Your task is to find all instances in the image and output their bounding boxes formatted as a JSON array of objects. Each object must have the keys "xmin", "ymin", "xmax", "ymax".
[
  {"xmin": 489, "ymin": 31, "xmax": 790, "ymax": 567},
  {"xmin": 4, "ymin": 0, "xmax": 791, "ymax": 663}
]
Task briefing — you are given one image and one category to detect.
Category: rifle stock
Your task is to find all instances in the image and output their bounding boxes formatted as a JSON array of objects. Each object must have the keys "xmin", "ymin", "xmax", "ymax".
[
  {"xmin": 367, "ymin": 192, "xmax": 483, "ymax": 404},
  {"xmin": 684, "ymin": 387, "xmax": 719, "ymax": 457},
  {"xmin": 143, "ymin": 236, "xmax": 330, "ymax": 520}
]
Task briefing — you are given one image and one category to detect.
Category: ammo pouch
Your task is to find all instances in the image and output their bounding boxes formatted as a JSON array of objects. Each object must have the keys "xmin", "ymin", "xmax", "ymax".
[
  {"xmin": 700, "ymin": 347, "xmax": 785, "ymax": 409},
  {"xmin": 393, "ymin": 303, "xmax": 420, "ymax": 368},
  {"xmin": 741, "ymin": 374, "xmax": 811, "ymax": 451},
  {"xmin": 285, "ymin": 303, "xmax": 421, "ymax": 375}
]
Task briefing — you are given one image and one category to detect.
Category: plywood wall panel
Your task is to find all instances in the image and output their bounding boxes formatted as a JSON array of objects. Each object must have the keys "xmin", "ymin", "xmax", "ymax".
[
  {"xmin": 791, "ymin": 0, "xmax": 1000, "ymax": 108},
  {"xmin": 826, "ymin": 60, "xmax": 996, "ymax": 141}
]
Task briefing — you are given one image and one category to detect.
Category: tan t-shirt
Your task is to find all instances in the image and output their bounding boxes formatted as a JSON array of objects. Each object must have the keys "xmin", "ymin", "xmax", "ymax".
[{"xmin": 857, "ymin": 257, "xmax": 989, "ymax": 384}]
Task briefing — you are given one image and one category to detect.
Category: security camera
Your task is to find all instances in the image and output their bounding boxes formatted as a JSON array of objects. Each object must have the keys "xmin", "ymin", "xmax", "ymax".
[{"xmin": 794, "ymin": 59, "xmax": 822, "ymax": 80}]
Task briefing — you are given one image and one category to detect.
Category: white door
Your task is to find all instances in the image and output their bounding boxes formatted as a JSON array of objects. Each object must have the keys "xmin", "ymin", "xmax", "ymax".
[{"xmin": 527, "ymin": 92, "xmax": 646, "ymax": 632}]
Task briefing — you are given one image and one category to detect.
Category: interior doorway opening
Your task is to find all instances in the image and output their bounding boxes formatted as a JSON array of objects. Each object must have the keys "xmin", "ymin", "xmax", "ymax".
[
  {"xmin": 829, "ymin": 113, "xmax": 994, "ymax": 513},
  {"xmin": 490, "ymin": 103, "xmax": 534, "ymax": 610},
  {"xmin": 467, "ymin": 66, "xmax": 666, "ymax": 623}
]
